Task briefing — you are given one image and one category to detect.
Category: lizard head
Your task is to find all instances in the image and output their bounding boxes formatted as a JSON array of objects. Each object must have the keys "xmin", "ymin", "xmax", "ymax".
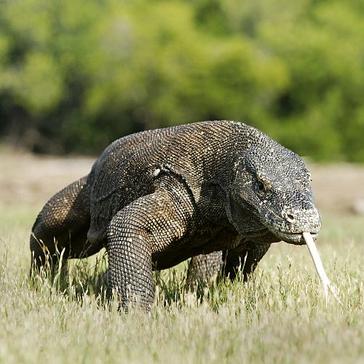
[{"xmin": 228, "ymin": 131, "xmax": 321, "ymax": 245}]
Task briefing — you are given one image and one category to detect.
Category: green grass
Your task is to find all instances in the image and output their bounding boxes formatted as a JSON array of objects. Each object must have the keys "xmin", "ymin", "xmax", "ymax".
[{"xmin": 1, "ymin": 204, "xmax": 364, "ymax": 363}]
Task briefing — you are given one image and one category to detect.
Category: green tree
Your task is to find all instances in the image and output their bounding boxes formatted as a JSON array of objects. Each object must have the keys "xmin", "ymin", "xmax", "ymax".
[{"xmin": 0, "ymin": 0, "xmax": 364, "ymax": 160}]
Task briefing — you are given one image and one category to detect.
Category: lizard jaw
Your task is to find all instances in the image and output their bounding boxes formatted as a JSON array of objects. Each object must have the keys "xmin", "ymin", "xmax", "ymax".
[{"xmin": 274, "ymin": 231, "xmax": 319, "ymax": 245}]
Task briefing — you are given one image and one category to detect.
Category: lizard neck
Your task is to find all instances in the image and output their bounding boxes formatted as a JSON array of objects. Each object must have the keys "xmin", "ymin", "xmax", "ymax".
[{"xmin": 200, "ymin": 121, "xmax": 254, "ymax": 188}]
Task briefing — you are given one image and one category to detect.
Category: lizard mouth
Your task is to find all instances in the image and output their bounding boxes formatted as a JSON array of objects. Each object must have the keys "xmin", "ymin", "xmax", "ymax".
[{"xmin": 274, "ymin": 231, "xmax": 319, "ymax": 245}]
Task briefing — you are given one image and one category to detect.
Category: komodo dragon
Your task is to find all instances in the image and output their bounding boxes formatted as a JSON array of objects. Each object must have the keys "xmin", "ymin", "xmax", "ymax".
[{"xmin": 30, "ymin": 120, "xmax": 321, "ymax": 310}]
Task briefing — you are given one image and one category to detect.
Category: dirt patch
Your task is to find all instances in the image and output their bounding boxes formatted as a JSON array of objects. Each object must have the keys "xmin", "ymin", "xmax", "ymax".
[
  {"xmin": 0, "ymin": 149, "xmax": 93, "ymax": 209},
  {"xmin": 1, "ymin": 149, "xmax": 364, "ymax": 214},
  {"xmin": 310, "ymin": 164, "xmax": 364, "ymax": 214}
]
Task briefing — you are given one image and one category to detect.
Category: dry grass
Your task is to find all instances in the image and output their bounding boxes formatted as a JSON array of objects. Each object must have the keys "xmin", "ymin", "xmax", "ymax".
[{"xmin": 1, "ymin": 150, "xmax": 364, "ymax": 363}]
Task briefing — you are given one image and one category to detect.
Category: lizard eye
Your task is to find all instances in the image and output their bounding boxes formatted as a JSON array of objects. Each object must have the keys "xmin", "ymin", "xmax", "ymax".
[
  {"xmin": 257, "ymin": 180, "xmax": 266, "ymax": 193},
  {"xmin": 256, "ymin": 177, "xmax": 271, "ymax": 194}
]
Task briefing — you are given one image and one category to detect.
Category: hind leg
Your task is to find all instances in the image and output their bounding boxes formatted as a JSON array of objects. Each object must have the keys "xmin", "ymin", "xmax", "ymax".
[{"xmin": 30, "ymin": 176, "xmax": 101, "ymax": 273}]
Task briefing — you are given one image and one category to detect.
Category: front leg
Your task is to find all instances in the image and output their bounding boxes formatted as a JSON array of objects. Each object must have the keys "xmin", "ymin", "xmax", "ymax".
[
  {"xmin": 223, "ymin": 242, "xmax": 271, "ymax": 281},
  {"xmin": 243, "ymin": 243, "xmax": 271, "ymax": 281},
  {"xmin": 107, "ymin": 188, "xmax": 194, "ymax": 311},
  {"xmin": 186, "ymin": 251, "xmax": 223, "ymax": 289}
]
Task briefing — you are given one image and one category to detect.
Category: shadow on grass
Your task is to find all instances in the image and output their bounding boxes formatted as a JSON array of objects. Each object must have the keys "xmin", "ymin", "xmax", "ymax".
[{"xmin": 29, "ymin": 252, "xmax": 111, "ymax": 308}]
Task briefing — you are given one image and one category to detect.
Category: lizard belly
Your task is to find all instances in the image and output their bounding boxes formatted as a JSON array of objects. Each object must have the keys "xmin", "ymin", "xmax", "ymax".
[{"xmin": 151, "ymin": 228, "xmax": 237, "ymax": 270}]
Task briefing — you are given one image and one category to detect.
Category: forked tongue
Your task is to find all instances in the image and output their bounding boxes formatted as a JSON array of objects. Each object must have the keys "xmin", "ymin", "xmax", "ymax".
[{"xmin": 302, "ymin": 232, "xmax": 342, "ymax": 305}]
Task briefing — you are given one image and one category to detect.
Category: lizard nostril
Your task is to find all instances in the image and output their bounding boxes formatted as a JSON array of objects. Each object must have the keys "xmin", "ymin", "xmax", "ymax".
[{"xmin": 286, "ymin": 213, "xmax": 295, "ymax": 223}]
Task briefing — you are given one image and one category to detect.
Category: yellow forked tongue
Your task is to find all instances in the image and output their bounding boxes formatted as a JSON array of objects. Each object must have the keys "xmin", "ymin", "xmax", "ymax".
[{"xmin": 302, "ymin": 232, "xmax": 342, "ymax": 305}]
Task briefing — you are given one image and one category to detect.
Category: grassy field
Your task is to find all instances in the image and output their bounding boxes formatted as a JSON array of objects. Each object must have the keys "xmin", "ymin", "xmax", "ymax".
[{"xmin": 1, "ymin": 151, "xmax": 364, "ymax": 363}]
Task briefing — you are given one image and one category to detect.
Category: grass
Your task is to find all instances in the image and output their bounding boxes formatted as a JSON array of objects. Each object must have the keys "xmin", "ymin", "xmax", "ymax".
[{"xmin": 1, "ymin": 204, "xmax": 364, "ymax": 363}]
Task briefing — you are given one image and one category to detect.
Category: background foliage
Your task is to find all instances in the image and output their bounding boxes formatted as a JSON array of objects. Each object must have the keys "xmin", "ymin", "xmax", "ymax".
[{"xmin": 0, "ymin": 0, "xmax": 364, "ymax": 160}]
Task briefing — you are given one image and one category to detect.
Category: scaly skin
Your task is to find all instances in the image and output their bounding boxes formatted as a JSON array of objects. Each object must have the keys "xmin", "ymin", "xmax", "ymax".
[
  {"xmin": 30, "ymin": 120, "xmax": 321, "ymax": 310},
  {"xmin": 29, "ymin": 175, "xmax": 220, "ymax": 287}
]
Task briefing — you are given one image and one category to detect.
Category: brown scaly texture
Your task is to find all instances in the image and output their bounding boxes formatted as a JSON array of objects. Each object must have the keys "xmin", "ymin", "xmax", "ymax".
[{"xmin": 30, "ymin": 120, "xmax": 321, "ymax": 310}]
